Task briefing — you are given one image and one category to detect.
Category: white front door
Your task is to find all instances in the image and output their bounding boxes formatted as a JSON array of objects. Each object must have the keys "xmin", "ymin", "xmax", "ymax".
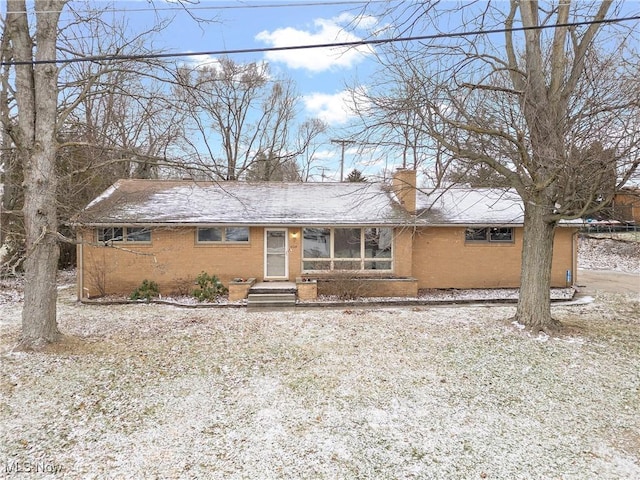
[{"xmin": 264, "ymin": 229, "xmax": 288, "ymax": 279}]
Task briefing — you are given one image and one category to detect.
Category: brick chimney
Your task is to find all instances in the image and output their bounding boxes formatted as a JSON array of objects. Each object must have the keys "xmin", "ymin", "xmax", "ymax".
[{"xmin": 392, "ymin": 168, "xmax": 416, "ymax": 213}]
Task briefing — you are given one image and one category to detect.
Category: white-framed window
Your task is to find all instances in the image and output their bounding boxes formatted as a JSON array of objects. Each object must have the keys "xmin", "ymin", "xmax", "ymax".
[
  {"xmin": 465, "ymin": 227, "xmax": 514, "ymax": 243},
  {"xmin": 196, "ymin": 227, "xmax": 250, "ymax": 243},
  {"xmin": 97, "ymin": 227, "xmax": 151, "ymax": 243},
  {"xmin": 302, "ymin": 227, "xmax": 392, "ymax": 272}
]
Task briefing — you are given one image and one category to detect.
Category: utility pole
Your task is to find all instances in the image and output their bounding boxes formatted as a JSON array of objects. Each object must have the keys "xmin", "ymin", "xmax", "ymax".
[{"xmin": 331, "ymin": 139, "xmax": 355, "ymax": 181}]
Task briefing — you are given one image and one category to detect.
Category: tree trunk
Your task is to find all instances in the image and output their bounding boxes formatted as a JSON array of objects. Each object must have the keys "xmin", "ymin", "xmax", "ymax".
[
  {"xmin": 21, "ymin": 138, "xmax": 61, "ymax": 346},
  {"xmin": 8, "ymin": 0, "xmax": 65, "ymax": 348},
  {"xmin": 515, "ymin": 200, "xmax": 559, "ymax": 332},
  {"xmin": 1, "ymin": 29, "xmax": 17, "ymax": 251}
]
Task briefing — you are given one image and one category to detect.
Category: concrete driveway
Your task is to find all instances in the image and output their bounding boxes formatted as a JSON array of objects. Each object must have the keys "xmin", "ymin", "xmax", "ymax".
[{"xmin": 577, "ymin": 269, "xmax": 640, "ymax": 296}]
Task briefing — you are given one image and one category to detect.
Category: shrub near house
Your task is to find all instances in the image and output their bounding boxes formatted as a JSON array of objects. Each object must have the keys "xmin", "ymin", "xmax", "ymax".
[
  {"xmin": 130, "ymin": 280, "xmax": 160, "ymax": 301},
  {"xmin": 192, "ymin": 272, "xmax": 228, "ymax": 302}
]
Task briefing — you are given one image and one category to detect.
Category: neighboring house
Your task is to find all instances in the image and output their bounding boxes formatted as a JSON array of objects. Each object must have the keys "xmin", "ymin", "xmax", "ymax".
[
  {"xmin": 73, "ymin": 170, "xmax": 579, "ymax": 299},
  {"xmin": 611, "ymin": 187, "xmax": 640, "ymax": 224}
]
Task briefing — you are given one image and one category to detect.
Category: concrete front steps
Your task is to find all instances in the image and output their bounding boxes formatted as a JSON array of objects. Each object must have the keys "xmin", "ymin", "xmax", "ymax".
[{"xmin": 247, "ymin": 282, "xmax": 297, "ymax": 310}]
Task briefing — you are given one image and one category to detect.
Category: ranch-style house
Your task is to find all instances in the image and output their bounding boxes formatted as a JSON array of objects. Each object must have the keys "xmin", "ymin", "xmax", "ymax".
[{"xmin": 74, "ymin": 170, "xmax": 579, "ymax": 301}]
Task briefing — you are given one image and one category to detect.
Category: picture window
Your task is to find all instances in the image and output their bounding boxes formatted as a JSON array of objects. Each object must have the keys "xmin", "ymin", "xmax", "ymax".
[{"xmin": 302, "ymin": 227, "xmax": 393, "ymax": 272}]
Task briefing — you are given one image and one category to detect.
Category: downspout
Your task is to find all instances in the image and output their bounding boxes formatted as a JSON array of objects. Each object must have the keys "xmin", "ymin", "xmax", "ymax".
[
  {"xmin": 77, "ymin": 230, "xmax": 83, "ymax": 300},
  {"xmin": 571, "ymin": 229, "xmax": 579, "ymax": 287}
]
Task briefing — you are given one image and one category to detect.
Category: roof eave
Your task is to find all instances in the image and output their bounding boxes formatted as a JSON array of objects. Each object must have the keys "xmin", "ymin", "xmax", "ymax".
[{"xmin": 74, "ymin": 220, "xmax": 412, "ymax": 228}]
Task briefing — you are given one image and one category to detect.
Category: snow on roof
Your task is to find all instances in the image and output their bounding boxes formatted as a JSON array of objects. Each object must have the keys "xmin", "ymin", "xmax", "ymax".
[
  {"xmin": 76, "ymin": 180, "xmax": 580, "ymax": 227},
  {"xmin": 84, "ymin": 183, "xmax": 118, "ymax": 210},
  {"xmin": 416, "ymin": 188, "xmax": 525, "ymax": 225},
  {"xmin": 76, "ymin": 179, "xmax": 411, "ymax": 226}
]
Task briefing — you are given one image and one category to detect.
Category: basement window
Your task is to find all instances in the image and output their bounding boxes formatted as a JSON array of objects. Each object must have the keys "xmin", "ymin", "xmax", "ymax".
[
  {"xmin": 465, "ymin": 227, "xmax": 514, "ymax": 243},
  {"xmin": 197, "ymin": 227, "xmax": 250, "ymax": 243}
]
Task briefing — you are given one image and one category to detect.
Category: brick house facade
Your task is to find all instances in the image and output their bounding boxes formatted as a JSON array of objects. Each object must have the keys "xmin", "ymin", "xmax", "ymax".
[{"xmin": 74, "ymin": 170, "xmax": 579, "ymax": 299}]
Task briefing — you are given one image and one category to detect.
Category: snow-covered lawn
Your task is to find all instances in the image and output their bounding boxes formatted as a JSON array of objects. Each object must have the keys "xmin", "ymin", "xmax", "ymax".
[
  {"xmin": 1, "ymin": 286, "xmax": 639, "ymax": 479},
  {"xmin": 0, "ymin": 236, "xmax": 637, "ymax": 478},
  {"xmin": 579, "ymin": 234, "xmax": 640, "ymax": 274}
]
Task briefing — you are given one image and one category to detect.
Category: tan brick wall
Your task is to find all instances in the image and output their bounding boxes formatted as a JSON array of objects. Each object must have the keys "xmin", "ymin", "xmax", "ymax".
[
  {"xmin": 296, "ymin": 280, "xmax": 317, "ymax": 300},
  {"xmin": 392, "ymin": 169, "xmax": 417, "ymax": 212},
  {"xmin": 79, "ymin": 225, "xmax": 413, "ymax": 298},
  {"xmin": 79, "ymin": 226, "xmax": 259, "ymax": 297},
  {"xmin": 614, "ymin": 192, "xmax": 640, "ymax": 223},
  {"xmin": 393, "ymin": 227, "xmax": 414, "ymax": 277},
  {"xmin": 78, "ymin": 224, "xmax": 577, "ymax": 298},
  {"xmin": 411, "ymin": 226, "xmax": 577, "ymax": 289},
  {"xmin": 317, "ymin": 278, "xmax": 418, "ymax": 297},
  {"xmin": 228, "ymin": 279, "xmax": 256, "ymax": 301},
  {"xmin": 288, "ymin": 227, "xmax": 303, "ymax": 280}
]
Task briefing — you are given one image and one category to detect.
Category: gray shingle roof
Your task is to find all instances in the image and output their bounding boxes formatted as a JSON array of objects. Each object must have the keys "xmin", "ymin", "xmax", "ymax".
[
  {"xmin": 76, "ymin": 179, "xmax": 580, "ymax": 227},
  {"xmin": 76, "ymin": 179, "xmax": 412, "ymax": 226},
  {"xmin": 416, "ymin": 188, "xmax": 525, "ymax": 225}
]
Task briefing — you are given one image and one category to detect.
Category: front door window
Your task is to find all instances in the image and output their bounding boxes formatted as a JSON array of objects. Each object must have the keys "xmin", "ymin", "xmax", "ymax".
[{"xmin": 265, "ymin": 229, "xmax": 288, "ymax": 279}]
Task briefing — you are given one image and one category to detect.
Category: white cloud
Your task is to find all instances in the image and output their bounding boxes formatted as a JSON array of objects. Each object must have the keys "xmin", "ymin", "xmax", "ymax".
[
  {"xmin": 312, "ymin": 148, "xmax": 338, "ymax": 161},
  {"xmin": 255, "ymin": 16, "xmax": 375, "ymax": 73},
  {"xmin": 334, "ymin": 12, "xmax": 379, "ymax": 30},
  {"xmin": 303, "ymin": 91, "xmax": 356, "ymax": 125},
  {"xmin": 357, "ymin": 157, "xmax": 386, "ymax": 169},
  {"xmin": 184, "ymin": 54, "xmax": 220, "ymax": 69}
]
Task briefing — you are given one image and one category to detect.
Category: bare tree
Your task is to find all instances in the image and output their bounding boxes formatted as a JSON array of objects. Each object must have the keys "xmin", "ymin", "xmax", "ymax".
[
  {"xmin": 5, "ymin": 0, "xmax": 66, "ymax": 347},
  {"xmin": 2, "ymin": 5, "xmax": 183, "ymax": 272},
  {"xmin": 244, "ymin": 151, "xmax": 301, "ymax": 182},
  {"xmin": 296, "ymin": 118, "xmax": 328, "ymax": 181},
  {"xmin": 174, "ymin": 57, "xmax": 323, "ymax": 181},
  {"xmin": 350, "ymin": 72, "xmax": 454, "ymax": 186},
  {"xmin": 55, "ymin": 8, "xmax": 181, "ymax": 180},
  {"xmin": 1, "ymin": 11, "xmax": 23, "ymax": 261},
  {"xmin": 362, "ymin": 1, "xmax": 639, "ymax": 331},
  {"xmin": 1, "ymin": 2, "xmax": 193, "ymax": 347},
  {"xmin": 54, "ymin": 69, "xmax": 182, "ymax": 266}
]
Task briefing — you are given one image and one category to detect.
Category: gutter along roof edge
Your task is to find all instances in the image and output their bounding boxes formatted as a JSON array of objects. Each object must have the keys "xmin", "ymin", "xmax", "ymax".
[{"xmin": 74, "ymin": 221, "xmax": 582, "ymax": 228}]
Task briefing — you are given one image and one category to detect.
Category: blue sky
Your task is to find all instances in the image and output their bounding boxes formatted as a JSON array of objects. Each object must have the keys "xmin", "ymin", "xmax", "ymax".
[
  {"xmin": 46, "ymin": 1, "xmax": 639, "ymax": 182},
  {"xmin": 111, "ymin": 0, "xmax": 384, "ymax": 180},
  {"xmin": 113, "ymin": 0, "xmax": 639, "ymax": 182}
]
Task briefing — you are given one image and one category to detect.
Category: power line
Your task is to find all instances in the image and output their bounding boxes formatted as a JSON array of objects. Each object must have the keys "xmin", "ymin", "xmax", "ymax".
[{"xmin": 2, "ymin": 14, "xmax": 639, "ymax": 66}]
